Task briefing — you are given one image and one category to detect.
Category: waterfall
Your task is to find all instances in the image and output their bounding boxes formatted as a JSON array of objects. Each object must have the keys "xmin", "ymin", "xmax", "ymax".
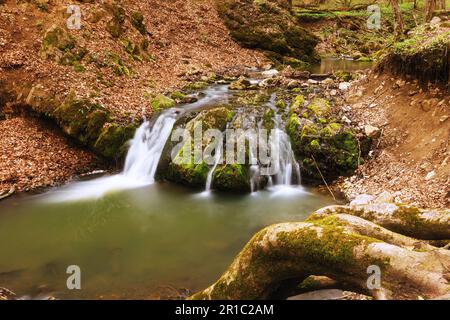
[
  {"xmin": 123, "ymin": 109, "xmax": 178, "ymax": 182},
  {"xmin": 205, "ymin": 144, "xmax": 223, "ymax": 192},
  {"xmin": 45, "ymin": 109, "xmax": 179, "ymax": 202},
  {"xmin": 271, "ymin": 127, "xmax": 301, "ymax": 186}
]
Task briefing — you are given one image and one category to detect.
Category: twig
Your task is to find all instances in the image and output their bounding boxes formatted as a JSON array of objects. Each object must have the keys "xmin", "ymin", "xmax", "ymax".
[
  {"xmin": 0, "ymin": 187, "xmax": 15, "ymax": 201},
  {"xmin": 311, "ymin": 155, "xmax": 336, "ymax": 201}
]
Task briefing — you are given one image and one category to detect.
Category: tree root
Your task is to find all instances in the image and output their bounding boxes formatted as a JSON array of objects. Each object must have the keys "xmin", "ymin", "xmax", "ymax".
[{"xmin": 190, "ymin": 198, "xmax": 450, "ymax": 300}]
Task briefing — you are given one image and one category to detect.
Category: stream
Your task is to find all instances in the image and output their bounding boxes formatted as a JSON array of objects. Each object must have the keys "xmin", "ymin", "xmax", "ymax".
[{"xmin": 0, "ymin": 58, "xmax": 372, "ymax": 299}]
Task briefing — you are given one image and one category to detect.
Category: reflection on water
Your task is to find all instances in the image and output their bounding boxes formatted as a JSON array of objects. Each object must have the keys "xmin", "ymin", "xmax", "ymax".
[
  {"xmin": 0, "ymin": 182, "xmax": 333, "ymax": 299},
  {"xmin": 309, "ymin": 57, "xmax": 374, "ymax": 74}
]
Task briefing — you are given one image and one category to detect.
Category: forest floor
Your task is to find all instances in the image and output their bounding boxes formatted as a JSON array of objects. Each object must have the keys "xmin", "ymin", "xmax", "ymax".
[
  {"xmin": 0, "ymin": 116, "xmax": 102, "ymax": 192},
  {"xmin": 336, "ymin": 72, "xmax": 450, "ymax": 209}
]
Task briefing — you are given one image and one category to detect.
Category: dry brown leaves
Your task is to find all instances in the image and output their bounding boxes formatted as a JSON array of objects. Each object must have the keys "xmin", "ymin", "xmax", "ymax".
[{"xmin": 0, "ymin": 117, "xmax": 100, "ymax": 193}]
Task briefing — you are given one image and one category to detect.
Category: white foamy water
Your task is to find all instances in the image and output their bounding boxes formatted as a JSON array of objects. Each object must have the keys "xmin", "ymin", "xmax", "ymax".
[
  {"xmin": 45, "ymin": 109, "xmax": 180, "ymax": 202},
  {"xmin": 205, "ymin": 144, "xmax": 223, "ymax": 192}
]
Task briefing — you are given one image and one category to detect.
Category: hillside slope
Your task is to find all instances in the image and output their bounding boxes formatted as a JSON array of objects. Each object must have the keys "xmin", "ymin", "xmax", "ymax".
[{"xmin": 0, "ymin": 0, "xmax": 267, "ymax": 193}]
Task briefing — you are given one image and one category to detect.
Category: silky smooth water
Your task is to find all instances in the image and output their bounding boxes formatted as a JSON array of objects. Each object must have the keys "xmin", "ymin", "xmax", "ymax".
[
  {"xmin": 0, "ymin": 182, "xmax": 333, "ymax": 299},
  {"xmin": 309, "ymin": 57, "xmax": 374, "ymax": 74}
]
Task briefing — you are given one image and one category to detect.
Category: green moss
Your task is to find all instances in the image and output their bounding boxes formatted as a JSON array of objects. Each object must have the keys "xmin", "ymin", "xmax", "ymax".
[
  {"xmin": 263, "ymin": 108, "xmax": 275, "ymax": 130},
  {"xmin": 275, "ymin": 98, "xmax": 286, "ymax": 110},
  {"xmin": 183, "ymin": 81, "xmax": 209, "ymax": 92},
  {"xmin": 394, "ymin": 206, "xmax": 424, "ymax": 229},
  {"xmin": 213, "ymin": 164, "xmax": 250, "ymax": 192},
  {"xmin": 285, "ymin": 113, "xmax": 301, "ymax": 140},
  {"xmin": 321, "ymin": 123, "xmax": 342, "ymax": 137},
  {"xmin": 170, "ymin": 91, "xmax": 187, "ymax": 102},
  {"xmin": 307, "ymin": 98, "xmax": 331, "ymax": 117},
  {"xmin": 289, "ymin": 95, "xmax": 305, "ymax": 115},
  {"xmin": 229, "ymin": 77, "xmax": 251, "ymax": 90},
  {"xmin": 94, "ymin": 123, "xmax": 136, "ymax": 159},
  {"xmin": 131, "ymin": 11, "xmax": 147, "ymax": 35},
  {"xmin": 334, "ymin": 70, "xmax": 353, "ymax": 82},
  {"xmin": 108, "ymin": 52, "xmax": 131, "ymax": 76},
  {"xmin": 167, "ymin": 160, "xmax": 210, "ymax": 187},
  {"xmin": 106, "ymin": 4, "xmax": 126, "ymax": 38},
  {"xmin": 151, "ymin": 95, "xmax": 175, "ymax": 112}
]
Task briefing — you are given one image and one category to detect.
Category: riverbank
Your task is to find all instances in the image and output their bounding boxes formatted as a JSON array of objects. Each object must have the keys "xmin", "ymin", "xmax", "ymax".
[
  {"xmin": 0, "ymin": 116, "xmax": 103, "ymax": 194},
  {"xmin": 336, "ymin": 72, "xmax": 449, "ymax": 209}
]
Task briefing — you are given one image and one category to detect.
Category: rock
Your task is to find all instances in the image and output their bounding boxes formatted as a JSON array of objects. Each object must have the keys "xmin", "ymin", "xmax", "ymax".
[
  {"xmin": 288, "ymin": 289, "xmax": 345, "ymax": 300},
  {"xmin": 421, "ymin": 100, "xmax": 432, "ymax": 112},
  {"xmin": 430, "ymin": 16, "xmax": 441, "ymax": 28},
  {"xmin": 440, "ymin": 115, "xmax": 449, "ymax": 123},
  {"xmin": 339, "ymin": 82, "xmax": 351, "ymax": 91},
  {"xmin": 261, "ymin": 69, "xmax": 279, "ymax": 78},
  {"xmin": 350, "ymin": 194, "xmax": 375, "ymax": 207},
  {"xmin": 425, "ymin": 171, "xmax": 436, "ymax": 181},
  {"xmin": 375, "ymin": 191, "xmax": 394, "ymax": 203},
  {"xmin": 287, "ymin": 80, "xmax": 300, "ymax": 89},
  {"xmin": 321, "ymin": 78, "xmax": 334, "ymax": 86},
  {"xmin": 151, "ymin": 94, "xmax": 175, "ymax": 111},
  {"xmin": 216, "ymin": 0, "xmax": 319, "ymax": 63},
  {"xmin": 393, "ymin": 79, "xmax": 405, "ymax": 89},
  {"xmin": 364, "ymin": 125, "xmax": 381, "ymax": 138},
  {"xmin": 229, "ymin": 76, "xmax": 251, "ymax": 90},
  {"xmin": 258, "ymin": 78, "xmax": 274, "ymax": 88},
  {"xmin": 307, "ymin": 79, "xmax": 318, "ymax": 85},
  {"xmin": 341, "ymin": 116, "xmax": 351, "ymax": 125},
  {"xmin": 330, "ymin": 89, "xmax": 337, "ymax": 96}
]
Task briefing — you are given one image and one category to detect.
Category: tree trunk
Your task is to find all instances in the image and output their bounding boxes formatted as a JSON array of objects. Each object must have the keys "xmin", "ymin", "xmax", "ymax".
[
  {"xmin": 390, "ymin": 0, "xmax": 405, "ymax": 36},
  {"xmin": 425, "ymin": 0, "xmax": 437, "ymax": 21},
  {"xmin": 190, "ymin": 201, "xmax": 450, "ymax": 300}
]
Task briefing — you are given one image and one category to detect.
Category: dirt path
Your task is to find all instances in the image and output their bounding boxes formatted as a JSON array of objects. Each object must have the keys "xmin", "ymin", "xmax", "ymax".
[{"xmin": 336, "ymin": 72, "xmax": 450, "ymax": 209}]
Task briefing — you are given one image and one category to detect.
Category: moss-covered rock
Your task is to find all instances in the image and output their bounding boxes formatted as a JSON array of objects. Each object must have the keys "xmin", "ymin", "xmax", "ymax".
[
  {"xmin": 41, "ymin": 25, "xmax": 88, "ymax": 71},
  {"xmin": 130, "ymin": 11, "xmax": 147, "ymax": 35},
  {"xmin": 285, "ymin": 95, "xmax": 370, "ymax": 183},
  {"xmin": 229, "ymin": 76, "xmax": 252, "ymax": 90},
  {"xmin": 165, "ymin": 107, "xmax": 235, "ymax": 188},
  {"xmin": 93, "ymin": 123, "xmax": 136, "ymax": 159},
  {"xmin": 150, "ymin": 95, "xmax": 175, "ymax": 112},
  {"xmin": 105, "ymin": 3, "xmax": 126, "ymax": 38},
  {"xmin": 213, "ymin": 164, "xmax": 251, "ymax": 192},
  {"xmin": 215, "ymin": 0, "xmax": 319, "ymax": 64}
]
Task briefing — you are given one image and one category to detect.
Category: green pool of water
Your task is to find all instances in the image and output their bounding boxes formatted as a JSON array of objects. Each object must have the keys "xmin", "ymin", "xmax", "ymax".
[{"xmin": 0, "ymin": 181, "xmax": 333, "ymax": 299}]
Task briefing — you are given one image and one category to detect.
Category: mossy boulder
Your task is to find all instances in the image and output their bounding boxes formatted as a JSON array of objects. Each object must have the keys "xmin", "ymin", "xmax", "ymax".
[
  {"xmin": 165, "ymin": 107, "xmax": 235, "ymax": 188},
  {"xmin": 286, "ymin": 96, "xmax": 370, "ymax": 183},
  {"xmin": 212, "ymin": 164, "xmax": 251, "ymax": 192},
  {"xmin": 229, "ymin": 76, "xmax": 252, "ymax": 90},
  {"xmin": 41, "ymin": 25, "xmax": 88, "ymax": 71},
  {"xmin": 215, "ymin": 0, "xmax": 319, "ymax": 64},
  {"xmin": 93, "ymin": 123, "xmax": 137, "ymax": 159},
  {"xmin": 51, "ymin": 91, "xmax": 135, "ymax": 160},
  {"xmin": 151, "ymin": 95, "xmax": 175, "ymax": 112}
]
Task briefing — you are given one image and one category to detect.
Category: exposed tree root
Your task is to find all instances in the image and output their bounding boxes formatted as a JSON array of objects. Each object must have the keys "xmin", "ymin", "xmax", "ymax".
[{"xmin": 190, "ymin": 199, "xmax": 450, "ymax": 300}]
